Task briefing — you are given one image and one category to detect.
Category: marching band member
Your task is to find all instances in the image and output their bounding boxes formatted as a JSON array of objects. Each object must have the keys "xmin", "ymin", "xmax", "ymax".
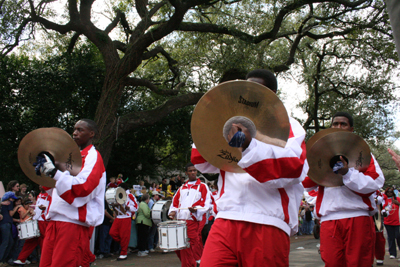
[
  {"xmin": 168, "ymin": 163, "xmax": 212, "ymax": 267},
  {"xmin": 195, "ymin": 70, "xmax": 306, "ymax": 267},
  {"xmin": 374, "ymin": 190, "xmax": 385, "ymax": 266},
  {"xmin": 35, "ymin": 119, "xmax": 106, "ymax": 267},
  {"xmin": 109, "ymin": 183, "xmax": 138, "ymax": 261},
  {"xmin": 382, "ymin": 187, "xmax": 400, "ymax": 259},
  {"xmin": 303, "ymin": 112, "xmax": 384, "ymax": 266},
  {"xmin": 14, "ymin": 185, "xmax": 51, "ymax": 265}
]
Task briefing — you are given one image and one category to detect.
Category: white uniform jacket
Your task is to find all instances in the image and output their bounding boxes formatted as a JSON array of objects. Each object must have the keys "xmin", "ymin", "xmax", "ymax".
[
  {"xmin": 192, "ymin": 117, "xmax": 306, "ymax": 236},
  {"xmin": 302, "ymin": 153, "xmax": 384, "ymax": 222},
  {"xmin": 45, "ymin": 145, "xmax": 106, "ymax": 227},
  {"xmin": 116, "ymin": 190, "xmax": 138, "ymax": 219},
  {"xmin": 33, "ymin": 192, "xmax": 51, "ymax": 221},
  {"xmin": 169, "ymin": 179, "xmax": 212, "ymax": 221}
]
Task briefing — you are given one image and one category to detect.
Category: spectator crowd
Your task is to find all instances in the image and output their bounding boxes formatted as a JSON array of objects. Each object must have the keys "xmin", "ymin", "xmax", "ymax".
[{"xmin": 0, "ymin": 175, "xmax": 217, "ymax": 266}]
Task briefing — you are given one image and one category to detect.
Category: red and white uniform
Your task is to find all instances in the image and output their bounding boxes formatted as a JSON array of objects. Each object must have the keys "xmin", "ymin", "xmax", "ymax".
[
  {"xmin": 169, "ymin": 179, "xmax": 212, "ymax": 267},
  {"xmin": 303, "ymin": 154, "xmax": 384, "ymax": 221},
  {"xmin": 195, "ymin": 117, "xmax": 306, "ymax": 267},
  {"xmin": 34, "ymin": 192, "xmax": 51, "ymax": 222},
  {"xmin": 110, "ymin": 190, "xmax": 138, "ymax": 257},
  {"xmin": 40, "ymin": 144, "xmax": 106, "ymax": 267},
  {"xmin": 382, "ymin": 194, "xmax": 400, "ymax": 226},
  {"xmin": 374, "ymin": 190, "xmax": 385, "ymax": 261},
  {"xmin": 303, "ymin": 154, "xmax": 384, "ymax": 267},
  {"xmin": 17, "ymin": 193, "xmax": 51, "ymax": 263}
]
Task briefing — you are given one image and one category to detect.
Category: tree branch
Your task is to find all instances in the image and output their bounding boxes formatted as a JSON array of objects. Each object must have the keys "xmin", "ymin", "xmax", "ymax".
[
  {"xmin": 124, "ymin": 77, "xmax": 184, "ymax": 96},
  {"xmin": 117, "ymin": 92, "xmax": 203, "ymax": 136}
]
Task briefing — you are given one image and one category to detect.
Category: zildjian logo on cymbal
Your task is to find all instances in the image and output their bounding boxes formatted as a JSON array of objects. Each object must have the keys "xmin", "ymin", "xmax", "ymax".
[
  {"xmin": 217, "ymin": 150, "xmax": 239, "ymax": 163},
  {"xmin": 356, "ymin": 151, "xmax": 363, "ymax": 167},
  {"xmin": 238, "ymin": 96, "xmax": 259, "ymax": 108},
  {"xmin": 65, "ymin": 153, "xmax": 74, "ymax": 171}
]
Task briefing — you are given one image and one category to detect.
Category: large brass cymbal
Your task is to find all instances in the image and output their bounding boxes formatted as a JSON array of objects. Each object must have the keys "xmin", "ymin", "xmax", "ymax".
[
  {"xmin": 306, "ymin": 128, "xmax": 343, "ymax": 152},
  {"xmin": 191, "ymin": 80, "xmax": 290, "ymax": 173},
  {"xmin": 307, "ymin": 128, "xmax": 371, "ymax": 187},
  {"xmin": 18, "ymin": 128, "xmax": 82, "ymax": 188}
]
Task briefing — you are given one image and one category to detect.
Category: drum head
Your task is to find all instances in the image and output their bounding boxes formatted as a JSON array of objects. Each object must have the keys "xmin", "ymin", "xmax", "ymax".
[
  {"xmin": 152, "ymin": 200, "xmax": 172, "ymax": 225},
  {"xmin": 158, "ymin": 220, "xmax": 186, "ymax": 227},
  {"xmin": 115, "ymin": 187, "xmax": 127, "ymax": 204}
]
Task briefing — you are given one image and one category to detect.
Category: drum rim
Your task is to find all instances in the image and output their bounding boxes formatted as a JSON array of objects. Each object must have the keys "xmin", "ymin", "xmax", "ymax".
[{"xmin": 158, "ymin": 221, "xmax": 186, "ymax": 227}]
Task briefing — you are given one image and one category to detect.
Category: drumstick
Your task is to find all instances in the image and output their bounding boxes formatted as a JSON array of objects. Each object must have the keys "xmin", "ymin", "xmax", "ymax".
[{"xmin": 177, "ymin": 207, "xmax": 206, "ymax": 210}]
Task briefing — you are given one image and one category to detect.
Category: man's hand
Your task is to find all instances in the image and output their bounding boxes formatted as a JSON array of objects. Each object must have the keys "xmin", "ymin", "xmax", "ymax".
[
  {"xmin": 188, "ymin": 207, "xmax": 197, "ymax": 213},
  {"xmin": 227, "ymin": 123, "xmax": 251, "ymax": 152},
  {"xmin": 34, "ymin": 154, "xmax": 57, "ymax": 177},
  {"xmin": 0, "ymin": 214, "xmax": 3, "ymax": 221},
  {"xmin": 393, "ymin": 198, "xmax": 400, "ymax": 206},
  {"xmin": 41, "ymin": 154, "xmax": 57, "ymax": 177},
  {"xmin": 39, "ymin": 205, "xmax": 46, "ymax": 211},
  {"xmin": 388, "ymin": 148, "xmax": 400, "ymax": 171},
  {"xmin": 169, "ymin": 211, "xmax": 176, "ymax": 219},
  {"xmin": 336, "ymin": 156, "xmax": 349, "ymax": 176},
  {"xmin": 1, "ymin": 200, "xmax": 11, "ymax": 206}
]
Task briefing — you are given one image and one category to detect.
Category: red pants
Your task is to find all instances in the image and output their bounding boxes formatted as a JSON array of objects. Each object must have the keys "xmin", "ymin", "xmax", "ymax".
[
  {"xmin": 195, "ymin": 214, "xmax": 207, "ymax": 260},
  {"xmin": 109, "ymin": 218, "xmax": 131, "ymax": 256},
  {"xmin": 375, "ymin": 231, "xmax": 386, "ymax": 260},
  {"xmin": 81, "ymin": 226, "xmax": 96, "ymax": 267},
  {"xmin": 200, "ymin": 219, "xmax": 290, "ymax": 267},
  {"xmin": 320, "ymin": 216, "xmax": 375, "ymax": 267},
  {"xmin": 17, "ymin": 221, "xmax": 49, "ymax": 262},
  {"xmin": 176, "ymin": 220, "xmax": 203, "ymax": 267},
  {"xmin": 40, "ymin": 221, "xmax": 89, "ymax": 267}
]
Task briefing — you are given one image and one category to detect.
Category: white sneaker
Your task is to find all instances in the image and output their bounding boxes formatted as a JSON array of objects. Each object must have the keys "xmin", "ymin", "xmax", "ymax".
[
  {"xmin": 149, "ymin": 249, "xmax": 155, "ymax": 252},
  {"xmin": 390, "ymin": 255, "xmax": 396, "ymax": 259},
  {"xmin": 144, "ymin": 250, "xmax": 149, "ymax": 253},
  {"xmin": 14, "ymin": 259, "xmax": 29, "ymax": 265},
  {"xmin": 137, "ymin": 251, "xmax": 148, "ymax": 257},
  {"xmin": 376, "ymin": 259, "xmax": 384, "ymax": 265}
]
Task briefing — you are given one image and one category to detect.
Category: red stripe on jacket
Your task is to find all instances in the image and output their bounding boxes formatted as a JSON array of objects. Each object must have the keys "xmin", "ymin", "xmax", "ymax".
[
  {"xmin": 191, "ymin": 148, "xmax": 207, "ymax": 165},
  {"xmin": 243, "ymin": 141, "xmax": 306, "ymax": 183},
  {"xmin": 316, "ymin": 186, "xmax": 325, "ymax": 218},
  {"xmin": 78, "ymin": 204, "xmax": 87, "ymax": 222},
  {"xmin": 128, "ymin": 194, "xmax": 138, "ymax": 210},
  {"xmin": 278, "ymin": 188, "xmax": 289, "ymax": 224},
  {"xmin": 363, "ymin": 157, "xmax": 379, "ymax": 180},
  {"xmin": 218, "ymin": 171, "xmax": 226, "ymax": 200},
  {"xmin": 60, "ymin": 146, "xmax": 105, "ymax": 205},
  {"xmin": 302, "ymin": 176, "xmax": 318, "ymax": 189}
]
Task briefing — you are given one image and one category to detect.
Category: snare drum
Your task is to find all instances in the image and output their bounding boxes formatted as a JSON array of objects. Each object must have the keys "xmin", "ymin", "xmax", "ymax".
[
  {"xmin": 158, "ymin": 221, "xmax": 189, "ymax": 251},
  {"xmin": 151, "ymin": 200, "xmax": 172, "ymax": 225},
  {"xmin": 105, "ymin": 187, "xmax": 126, "ymax": 205},
  {"xmin": 17, "ymin": 220, "xmax": 40, "ymax": 240}
]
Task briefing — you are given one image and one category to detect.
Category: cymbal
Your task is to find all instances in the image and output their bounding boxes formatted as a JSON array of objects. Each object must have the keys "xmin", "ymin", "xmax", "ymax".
[
  {"xmin": 307, "ymin": 128, "xmax": 371, "ymax": 187},
  {"xmin": 18, "ymin": 128, "xmax": 82, "ymax": 188},
  {"xmin": 191, "ymin": 80, "xmax": 290, "ymax": 173},
  {"xmin": 306, "ymin": 128, "xmax": 343, "ymax": 152}
]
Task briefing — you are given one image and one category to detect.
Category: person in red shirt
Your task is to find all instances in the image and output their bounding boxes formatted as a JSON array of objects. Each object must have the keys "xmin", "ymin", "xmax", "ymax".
[{"xmin": 382, "ymin": 187, "xmax": 400, "ymax": 259}]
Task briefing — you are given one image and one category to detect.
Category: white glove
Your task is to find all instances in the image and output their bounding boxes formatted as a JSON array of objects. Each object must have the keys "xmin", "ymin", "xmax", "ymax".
[{"xmin": 41, "ymin": 154, "xmax": 57, "ymax": 177}]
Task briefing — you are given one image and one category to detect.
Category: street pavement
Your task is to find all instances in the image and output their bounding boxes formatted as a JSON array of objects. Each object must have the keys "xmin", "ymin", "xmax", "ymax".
[{"xmin": 16, "ymin": 234, "xmax": 400, "ymax": 266}]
